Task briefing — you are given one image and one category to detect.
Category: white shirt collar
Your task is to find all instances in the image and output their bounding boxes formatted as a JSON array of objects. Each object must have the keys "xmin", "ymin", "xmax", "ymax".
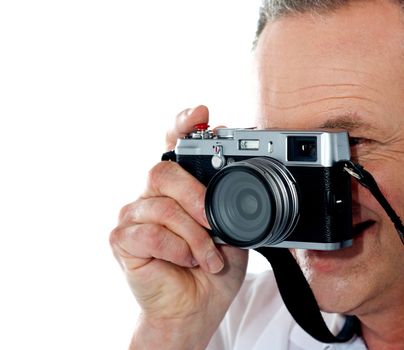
[{"xmin": 289, "ymin": 312, "xmax": 367, "ymax": 350}]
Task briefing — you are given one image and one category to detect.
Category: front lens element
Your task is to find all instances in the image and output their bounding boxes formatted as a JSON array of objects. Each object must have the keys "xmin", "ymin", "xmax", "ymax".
[
  {"xmin": 237, "ymin": 189, "xmax": 259, "ymax": 217},
  {"xmin": 206, "ymin": 157, "xmax": 299, "ymax": 248},
  {"xmin": 210, "ymin": 170, "xmax": 273, "ymax": 243}
]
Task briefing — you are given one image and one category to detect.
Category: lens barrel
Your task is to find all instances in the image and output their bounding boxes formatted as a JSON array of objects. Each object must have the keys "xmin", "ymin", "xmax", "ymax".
[{"xmin": 205, "ymin": 157, "xmax": 300, "ymax": 248}]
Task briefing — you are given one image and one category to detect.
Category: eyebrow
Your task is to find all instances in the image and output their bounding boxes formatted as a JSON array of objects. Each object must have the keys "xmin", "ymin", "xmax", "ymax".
[{"xmin": 318, "ymin": 114, "xmax": 371, "ymax": 132}]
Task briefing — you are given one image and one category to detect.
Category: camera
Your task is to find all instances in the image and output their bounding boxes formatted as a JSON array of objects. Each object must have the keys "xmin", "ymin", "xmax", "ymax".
[{"xmin": 164, "ymin": 124, "xmax": 353, "ymax": 250}]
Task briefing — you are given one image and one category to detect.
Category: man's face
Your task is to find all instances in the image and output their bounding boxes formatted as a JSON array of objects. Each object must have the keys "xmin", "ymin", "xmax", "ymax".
[{"xmin": 255, "ymin": 0, "xmax": 404, "ymax": 316}]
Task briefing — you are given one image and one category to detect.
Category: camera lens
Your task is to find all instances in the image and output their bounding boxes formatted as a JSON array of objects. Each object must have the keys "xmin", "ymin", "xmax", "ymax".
[
  {"xmin": 238, "ymin": 190, "xmax": 259, "ymax": 217},
  {"xmin": 205, "ymin": 157, "xmax": 299, "ymax": 248},
  {"xmin": 208, "ymin": 170, "xmax": 273, "ymax": 243}
]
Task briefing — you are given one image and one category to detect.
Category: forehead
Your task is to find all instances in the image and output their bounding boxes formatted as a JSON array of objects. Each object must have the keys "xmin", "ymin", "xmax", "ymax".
[{"xmin": 254, "ymin": 0, "xmax": 404, "ymax": 131}]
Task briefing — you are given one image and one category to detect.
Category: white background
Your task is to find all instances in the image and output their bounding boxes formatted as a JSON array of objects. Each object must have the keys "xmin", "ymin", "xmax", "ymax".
[{"xmin": 0, "ymin": 1, "xmax": 270, "ymax": 349}]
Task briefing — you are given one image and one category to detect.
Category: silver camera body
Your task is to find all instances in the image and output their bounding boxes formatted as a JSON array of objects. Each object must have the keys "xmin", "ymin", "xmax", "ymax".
[{"xmin": 172, "ymin": 127, "xmax": 353, "ymax": 250}]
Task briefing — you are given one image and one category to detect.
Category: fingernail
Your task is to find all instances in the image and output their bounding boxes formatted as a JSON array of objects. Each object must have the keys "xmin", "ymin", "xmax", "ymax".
[
  {"xmin": 185, "ymin": 106, "xmax": 197, "ymax": 117},
  {"xmin": 206, "ymin": 250, "xmax": 224, "ymax": 274}
]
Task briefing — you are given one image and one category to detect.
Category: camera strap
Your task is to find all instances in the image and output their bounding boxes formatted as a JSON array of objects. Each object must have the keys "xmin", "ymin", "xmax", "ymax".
[
  {"xmin": 254, "ymin": 161, "xmax": 404, "ymax": 344},
  {"xmin": 255, "ymin": 246, "xmax": 360, "ymax": 343},
  {"xmin": 343, "ymin": 160, "xmax": 404, "ymax": 245}
]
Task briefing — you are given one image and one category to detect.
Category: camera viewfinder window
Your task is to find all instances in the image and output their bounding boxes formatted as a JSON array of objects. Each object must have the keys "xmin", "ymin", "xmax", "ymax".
[{"xmin": 287, "ymin": 136, "xmax": 317, "ymax": 162}]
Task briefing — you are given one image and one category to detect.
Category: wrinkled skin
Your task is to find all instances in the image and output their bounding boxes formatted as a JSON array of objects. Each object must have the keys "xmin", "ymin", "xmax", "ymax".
[
  {"xmin": 255, "ymin": 1, "xmax": 404, "ymax": 349},
  {"xmin": 110, "ymin": 106, "xmax": 248, "ymax": 350},
  {"xmin": 111, "ymin": 1, "xmax": 404, "ymax": 349}
]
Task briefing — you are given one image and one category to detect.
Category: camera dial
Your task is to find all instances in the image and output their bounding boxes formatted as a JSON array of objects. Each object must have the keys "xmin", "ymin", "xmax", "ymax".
[{"xmin": 211, "ymin": 145, "xmax": 226, "ymax": 170}]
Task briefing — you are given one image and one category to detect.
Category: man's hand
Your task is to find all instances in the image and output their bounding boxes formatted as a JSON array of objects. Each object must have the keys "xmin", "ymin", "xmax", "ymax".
[{"xmin": 110, "ymin": 106, "xmax": 248, "ymax": 350}]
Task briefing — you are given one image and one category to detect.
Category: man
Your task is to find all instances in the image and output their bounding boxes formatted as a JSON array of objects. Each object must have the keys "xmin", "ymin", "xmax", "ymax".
[{"xmin": 109, "ymin": 0, "xmax": 404, "ymax": 348}]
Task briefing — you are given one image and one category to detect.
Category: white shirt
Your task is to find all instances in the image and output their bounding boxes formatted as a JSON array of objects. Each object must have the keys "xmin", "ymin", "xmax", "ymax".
[{"xmin": 207, "ymin": 271, "xmax": 367, "ymax": 350}]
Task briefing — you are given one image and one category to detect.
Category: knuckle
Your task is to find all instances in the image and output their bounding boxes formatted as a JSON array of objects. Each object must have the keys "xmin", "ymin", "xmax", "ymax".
[
  {"xmin": 158, "ymin": 197, "xmax": 183, "ymax": 222},
  {"xmin": 118, "ymin": 202, "xmax": 136, "ymax": 223},
  {"xmin": 152, "ymin": 198, "xmax": 211, "ymax": 251},
  {"xmin": 118, "ymin": 197, "xmax": 147, "ymax": 224},
  {"xmin": 109, "ymin": 226, "xmax": 136, "ymax": 263},
  {"xmin": 109, "ymin": 226, "xmax": 123, "ymax": 248},
  {"xmin": 144, "ymin": 225, "xmax": 190, "ymax": 264},
  {"xmin": 147, "ymin": 161, "xmax": 176, "ymax": 192},
  {"xmin": 142, "ymin": 225, "xmax": 167, "ymax": 251}
]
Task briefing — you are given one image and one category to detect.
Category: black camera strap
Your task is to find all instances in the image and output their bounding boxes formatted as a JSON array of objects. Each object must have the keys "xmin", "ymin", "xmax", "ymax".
[
  {"xmin": 254, "ymin": 161, "xmax": 404, "ymax": 344},
  {"xmin": 343, "ymin": 160, "xmax": 404, "ymax": 245},
  {"xmin": 255, "ymin": 246, "xmax": 360, "ymax": 343}
]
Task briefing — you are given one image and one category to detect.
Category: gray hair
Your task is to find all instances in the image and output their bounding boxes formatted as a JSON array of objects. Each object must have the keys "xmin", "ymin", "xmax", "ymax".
[{"xmin": 254, "ymin": 0, "xmax": 404, "ymax": 47}]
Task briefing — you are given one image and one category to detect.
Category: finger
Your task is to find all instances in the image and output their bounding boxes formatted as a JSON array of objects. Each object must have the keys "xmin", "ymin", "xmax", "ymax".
[
  {"xmin": 110, "ymin": 223, "xmax": 196, "ymax": 271},
  {"xmin": 143, "ymin": 161, "xmax": 209, "ymax": 228},
  {"xmin": 119, "ymin": 196, "xmax": 223, "ymax": 273},
  {"xmin": 165, "ymin": 105, "xmax": 209, "ymax": 150},
  {"xmin": 212, "ymin": 125, "xmax": 227, "ymax": 132}
]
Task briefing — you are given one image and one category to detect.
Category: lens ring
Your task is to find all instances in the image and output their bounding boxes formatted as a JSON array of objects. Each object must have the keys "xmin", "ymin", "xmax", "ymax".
[
  {"xmin": 205, "ymin": 157, "xmax": 299, "ymax": 248},
  {"xmin": 250, "ymin": 158, "xmax": 300, "ymax": 245}
]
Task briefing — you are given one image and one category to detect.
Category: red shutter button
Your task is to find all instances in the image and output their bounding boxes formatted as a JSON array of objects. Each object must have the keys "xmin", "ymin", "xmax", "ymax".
[{"xmin": 194, "ymin": 123, "xmax": 209, "ymax": 131}]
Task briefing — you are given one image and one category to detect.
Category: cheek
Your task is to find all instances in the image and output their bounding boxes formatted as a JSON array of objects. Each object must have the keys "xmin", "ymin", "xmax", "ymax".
[
  {"xmin": 373, "ymin": 166, "xmax": 404, "ymax": 219},
  {"xmin": 291, "ymin": 249, "xmax": 315, "ymax": 282},
  {"xmin": 385, "ymin": 169, "xmax": 404, "ymax": 206},
  {"xmin": 353, "ymin": 160, "xmax": 404, "ymax": 221}
]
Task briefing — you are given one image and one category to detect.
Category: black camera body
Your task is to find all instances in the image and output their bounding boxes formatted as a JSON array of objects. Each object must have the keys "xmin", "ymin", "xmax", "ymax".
[{"xmin": 167, "ymin": 126, "xmax": 353, "ymax": 250}]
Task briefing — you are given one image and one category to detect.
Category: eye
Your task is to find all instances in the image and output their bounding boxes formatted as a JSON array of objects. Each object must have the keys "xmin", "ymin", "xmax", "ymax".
[
  {"xmin": 349, "ymin": 136, "xmax": 377, "ymax": 160},
  {"xmin": 349, "ymin": 137, "xmax": 361, "ymax": 146},
  {"xmin": 349, "ymin": 137, "xmax": 373, "ymax": 147}
]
